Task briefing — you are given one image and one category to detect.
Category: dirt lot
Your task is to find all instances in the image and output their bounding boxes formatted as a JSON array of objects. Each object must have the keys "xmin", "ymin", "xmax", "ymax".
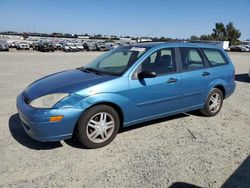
[{"xmin": 0, "ymin": 50, "xmax": 249, "ymax": 188}]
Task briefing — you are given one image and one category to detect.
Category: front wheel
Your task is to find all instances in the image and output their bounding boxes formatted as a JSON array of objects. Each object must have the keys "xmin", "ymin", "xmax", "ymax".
[
  {"xmin": 77, "ymin": 105, "xmax": 120, "ymax": 149},
  {"xmin": 200, "ymin": 88, "xmax": 223, "ymax": 117}
]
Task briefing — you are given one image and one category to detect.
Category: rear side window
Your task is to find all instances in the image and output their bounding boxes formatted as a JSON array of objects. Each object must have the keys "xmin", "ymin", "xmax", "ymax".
[
  {"xmin": 180, "ymin": 48, "xmax": 205, "ymax": 71},
  {"xmin": 202, "ymin": 49, "xmax": 228, "ymax": 66}
]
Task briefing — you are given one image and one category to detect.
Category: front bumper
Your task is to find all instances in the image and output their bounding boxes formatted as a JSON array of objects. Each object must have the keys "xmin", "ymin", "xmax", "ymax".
[{"xmin": 16, "ymin": 93, "xmax": 83, "ymax": 142}]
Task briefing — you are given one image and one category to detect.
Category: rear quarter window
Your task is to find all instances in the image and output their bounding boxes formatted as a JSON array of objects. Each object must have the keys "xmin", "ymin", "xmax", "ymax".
[{"xmin": 202, "ymin": 49, "xmax": 228, "ymax": 66}]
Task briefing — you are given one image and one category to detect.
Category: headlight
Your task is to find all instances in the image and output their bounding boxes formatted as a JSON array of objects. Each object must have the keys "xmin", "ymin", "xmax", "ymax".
[{"xmin": 30, "ymin": 93, "xmax": 69, "ymax": 108}]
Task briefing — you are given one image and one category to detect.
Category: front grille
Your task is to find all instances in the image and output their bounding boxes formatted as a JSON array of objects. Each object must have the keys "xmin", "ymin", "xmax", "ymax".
[{"xmin": 23, "ymin": 92, "xmax": 31, "ymax": 104}]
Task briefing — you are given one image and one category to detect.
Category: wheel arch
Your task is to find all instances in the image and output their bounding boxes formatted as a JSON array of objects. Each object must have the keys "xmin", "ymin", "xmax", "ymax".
[
  {"xmin": 207, "ymin": 79, "xmax": 227, "ymax": 100},
  {"xmin": 213, "ymin": 85, "xmax": 226, "ymax": 99},
  {"xmin": 89, "ymin": 102, "xmax": 124, "ymax": 128},
  {"xmin": 73, "ymin": 101, "xmax": 125, "ymax": 137}
]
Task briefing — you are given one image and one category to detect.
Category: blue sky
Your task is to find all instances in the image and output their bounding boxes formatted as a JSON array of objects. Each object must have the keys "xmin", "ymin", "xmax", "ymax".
[{"xmin": 0, "ymin": 0, "xmax": 249, "ymax": 39}]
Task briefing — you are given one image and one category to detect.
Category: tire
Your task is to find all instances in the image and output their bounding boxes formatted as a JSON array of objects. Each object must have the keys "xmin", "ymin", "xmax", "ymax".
[
  {"xmin": 200, "ymin": 88, "xmax": 223, "ymax": 117},
  {"xmin": 77, "ymin": 105, "xmax": 120, "ymax": 149}
]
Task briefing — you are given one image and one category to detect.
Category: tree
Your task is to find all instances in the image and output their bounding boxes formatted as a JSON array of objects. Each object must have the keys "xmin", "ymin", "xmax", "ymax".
[
  {"xmin": 226, "ymin": 22, "xmax": 241, "ymax": 45},
  {"xmin": 212, "ymin": 22, "xmax": 227, "ymax": 41},
  {"xmin": 198, "ymin": 22, "xmax": 241, "ymax": 45},
  {"xmin": 200, "ymin": 34, "xmax": 214, "ymax": 41},
  {"xmin": 190, "ymin": 35, "xmax": 200, "ymax": 41}
]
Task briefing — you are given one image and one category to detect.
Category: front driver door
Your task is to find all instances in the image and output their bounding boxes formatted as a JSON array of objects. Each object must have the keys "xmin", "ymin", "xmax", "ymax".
[{"xmin": 129, "ymin": 48, "xmax": 182, "ymax": 121}]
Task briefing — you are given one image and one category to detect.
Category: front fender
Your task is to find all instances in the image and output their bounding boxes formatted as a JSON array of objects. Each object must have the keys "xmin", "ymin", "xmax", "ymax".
[{"xmin": 79, "ymin": 93, "xmax": 134, "ymax": 123}]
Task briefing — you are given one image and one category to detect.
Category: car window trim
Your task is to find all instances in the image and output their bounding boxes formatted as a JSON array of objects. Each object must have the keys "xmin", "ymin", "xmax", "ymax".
[
  {"xmin": 200, "ymin": 48, "xmax": 229, "ymax": 68},
  {"xmin": 130, "ymin": 47, "xmax": 180, "ymax": 80},
  {"xmin": 178, "ymin": 47, "xmax": 207, "ymax": 72}
]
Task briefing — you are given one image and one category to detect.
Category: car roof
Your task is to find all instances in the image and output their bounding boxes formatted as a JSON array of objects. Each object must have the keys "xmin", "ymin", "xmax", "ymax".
[{"xmin": 132, "ymin": 42, "xmax": 221, "ymax": 49}]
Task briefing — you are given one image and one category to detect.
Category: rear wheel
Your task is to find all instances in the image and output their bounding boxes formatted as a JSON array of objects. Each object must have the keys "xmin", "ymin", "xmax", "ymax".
[
  {"xmin": 77, "ymin": 105, "xmax": 120, "ymax": 149},
  {"xmin": 200, "ymin": 88, "xmax": 223, "ymax": 117}
]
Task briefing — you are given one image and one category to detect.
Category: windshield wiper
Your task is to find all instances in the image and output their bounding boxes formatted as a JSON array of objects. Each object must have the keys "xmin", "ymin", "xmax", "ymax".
[
  {"xmin": 77, "ymin": 67, "xmax": 102, "ymax": 75},
  {"xmin": 76, "ymin": 66, "xmax": 91, "ymax": 73}
]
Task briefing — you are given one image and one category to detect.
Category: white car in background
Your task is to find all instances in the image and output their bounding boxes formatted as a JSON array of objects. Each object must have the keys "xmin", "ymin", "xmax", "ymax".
[
  {"xmin": 105, "ymin": 42, "xmax": 119, "ymax": 50},
  {"xmin": 67, "ymin": 42, "xmax": 78, "ymax": 52},
  {"xmin": 87, "ymin": 42, "xmax": 98, "ymax": 51},
  {"xmin": 74, "ymin": 43, "xmax": 84, "ymax": 51},
  {"xmin": 16, "ymin": 42, "xmax": 29, "ymax": 50},
  {"xmin": 245, "ymin": 45, "xmax": 250, "ymax": 52},
  {"xmin": 0, "ymin": 41, "xmax": 9, "ymax": 51},
  {"xmin": 230, "ymin": 45, "xmax": 249, "ymax": 52},
  {"xmin": 63, "ymin": 42, "xmax": 77, "ymax": 52}
]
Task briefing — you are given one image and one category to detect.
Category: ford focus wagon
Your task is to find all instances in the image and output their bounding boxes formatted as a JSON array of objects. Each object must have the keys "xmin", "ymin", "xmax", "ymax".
[{"xmin": 16, "ymin": 42, "xmax": 236, "ymax": 148}]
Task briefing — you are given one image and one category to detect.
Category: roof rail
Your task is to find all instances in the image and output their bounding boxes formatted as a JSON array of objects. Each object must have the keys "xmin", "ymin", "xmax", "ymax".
[{"xmin": 189, "ymin": 40, "xmax": 224, "ymax": 44}]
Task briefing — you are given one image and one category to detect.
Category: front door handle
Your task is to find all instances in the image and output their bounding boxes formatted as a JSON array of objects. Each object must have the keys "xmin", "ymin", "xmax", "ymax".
[
  {"xmin": 167, "ymin": 78, "xmax": 178, "ymax": 83},
  {"xmin": 202, "ymin": 71, "xmax": 210, "ymax": 76}
]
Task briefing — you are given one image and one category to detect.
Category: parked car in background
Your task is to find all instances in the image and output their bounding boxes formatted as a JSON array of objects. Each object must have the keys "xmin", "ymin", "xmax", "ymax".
[
  {"xmin": 245, "ymin": 45, "xmax": 250, "ymax": 52},
  {"xmin": 87, "ymin": 42, "xmax": 98, "ymax": 51},
  {"xmin": 16, "ymin": 42, "xmax": 29, "ymax": 50},
  {"xmin": 62, "ymin": 43, "xmax": 70, "ymax": 52},
  {"xmin": 105, "ymin": 42, "xmax": 119, "ymax": 50},
  {"xmin": 32, "ymin": 42, "xmax": 39, "ymax": 50},
  {"xmin": 16, "ymin": 42, "xmax": 236, "ymax": 148},
  {"xmin": 96, "ymin": 42, "xmax": 107, "ymax": 51},
  {"xmin": 7, "ymin": 41, "xmax": 16, "ymax": 48},
  {"xmin": 54, "ymin": 43, "xmax": 63, "ymax": 50},
  {"xmin": 74, "ymin": 43, "xmax": 84, "ymax": 51},
  {"xmin": 0, "ymin": 42, "xmax": 9, "ymax": 51},
  {"xmin": 36, "ymin": 41, "xmax": 55, "ymax": 52},
  {"xmin": 230, "ymin": 45, "xmax": 249, "ymax": 52},
  {"xmin": 83, "ymin": 42, "xmax": 89, "ymax": 51},
  {"xmin": 63, "ymin": 42, "xmax": 78, "ymax": 52}
]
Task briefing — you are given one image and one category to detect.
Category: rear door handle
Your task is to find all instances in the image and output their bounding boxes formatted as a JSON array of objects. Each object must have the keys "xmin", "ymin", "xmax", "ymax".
[
  {"xmin": 202, "ymin": 71, "xmax": 210, "ymax": 76},
  {"xmin": 167, "ymin": 78, "xmax": 178, "ymax": 83}
]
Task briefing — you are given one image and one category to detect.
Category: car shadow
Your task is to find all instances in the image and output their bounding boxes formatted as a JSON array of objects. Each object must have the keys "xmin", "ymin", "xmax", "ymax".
[
  {"xmin": 8, "ymin": 111, "xmax": 201, "ymax": 150},
  {"xmin": 169, "ymin": 182, "xmax": 202, "ymax": 188},
  {"xmin": 9, "ymin": 113, "xmax": 62, "ymax": 150},
  {"xmin": 8, "ymin": 115, "xmax": 250, "ymax": 186},
  {"xmin": 235, "ymin": 73, "xmax": 250, "ymax": 83},
  {"xmin": 119, "ymin": 113, "xmax": 188, "ymax": 133},
  {"xmin": 64, "ymin": 113, "xmax": 190, "ymax": 149}
]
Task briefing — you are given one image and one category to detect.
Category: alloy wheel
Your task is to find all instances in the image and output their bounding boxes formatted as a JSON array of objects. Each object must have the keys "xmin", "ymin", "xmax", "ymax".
[
  {"xmin": 209, "ymin": 93, "xmax": 222, "ymax": 113},
  {"xmin": 86, "ymin": 112, "xmax": 115, "ymax": 143}
]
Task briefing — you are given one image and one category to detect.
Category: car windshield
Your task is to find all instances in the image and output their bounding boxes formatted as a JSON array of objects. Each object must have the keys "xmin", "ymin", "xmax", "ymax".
[{"xmin": 84, "ymin": 46, "xmax": 148, "ymax": 76}]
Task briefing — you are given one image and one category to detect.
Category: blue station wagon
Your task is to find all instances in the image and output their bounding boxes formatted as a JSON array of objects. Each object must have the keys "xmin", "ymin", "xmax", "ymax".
[{"xmin": 16, "ymin": 42, "xmax": 236, "ymax": 148}]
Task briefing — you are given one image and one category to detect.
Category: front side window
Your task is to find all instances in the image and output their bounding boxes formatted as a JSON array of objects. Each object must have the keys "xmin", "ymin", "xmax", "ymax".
[
  {"xmin": 140, "ymin": 48, "xmax": 176, "ymax": 75},
  {"xmin": 180, "ymin": 48, "xmax": 205, "ymax": 70},
  {"xmin": 202, "ymin": 49, "xmax": 228, "ymax": 66},
  {"xmin": 85, "ymin": 46, "xmax": 148, "ymax": 76}
]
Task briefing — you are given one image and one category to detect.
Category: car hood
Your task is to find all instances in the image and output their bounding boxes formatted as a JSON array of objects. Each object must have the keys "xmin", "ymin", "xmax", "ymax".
[{"xmin": 25, "ymin": 69, "xmax": 115, "ymax": 100}]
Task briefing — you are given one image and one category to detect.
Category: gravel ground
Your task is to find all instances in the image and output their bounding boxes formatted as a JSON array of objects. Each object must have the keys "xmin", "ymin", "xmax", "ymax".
[{"xmin": 0, "ymin": 50, "xmax": 249, "ymax": 188}]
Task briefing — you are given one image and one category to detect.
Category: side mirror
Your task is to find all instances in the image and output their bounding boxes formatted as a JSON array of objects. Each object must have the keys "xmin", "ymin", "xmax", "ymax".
[{"xmin": 138, "ymin": 71, "xmax": 156, "ymax": 79}]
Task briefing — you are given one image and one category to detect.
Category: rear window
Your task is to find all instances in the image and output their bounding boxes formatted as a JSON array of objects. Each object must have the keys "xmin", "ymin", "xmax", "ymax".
[{"xmin": 202, "ymin": 49, "xmax": 228, "ymax": 66}]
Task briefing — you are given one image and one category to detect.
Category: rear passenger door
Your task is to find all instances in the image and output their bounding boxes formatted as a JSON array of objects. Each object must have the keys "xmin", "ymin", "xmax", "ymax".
[{"xmin": 178, "ymin": 47, "xmax": 210, "ymax": 109}]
